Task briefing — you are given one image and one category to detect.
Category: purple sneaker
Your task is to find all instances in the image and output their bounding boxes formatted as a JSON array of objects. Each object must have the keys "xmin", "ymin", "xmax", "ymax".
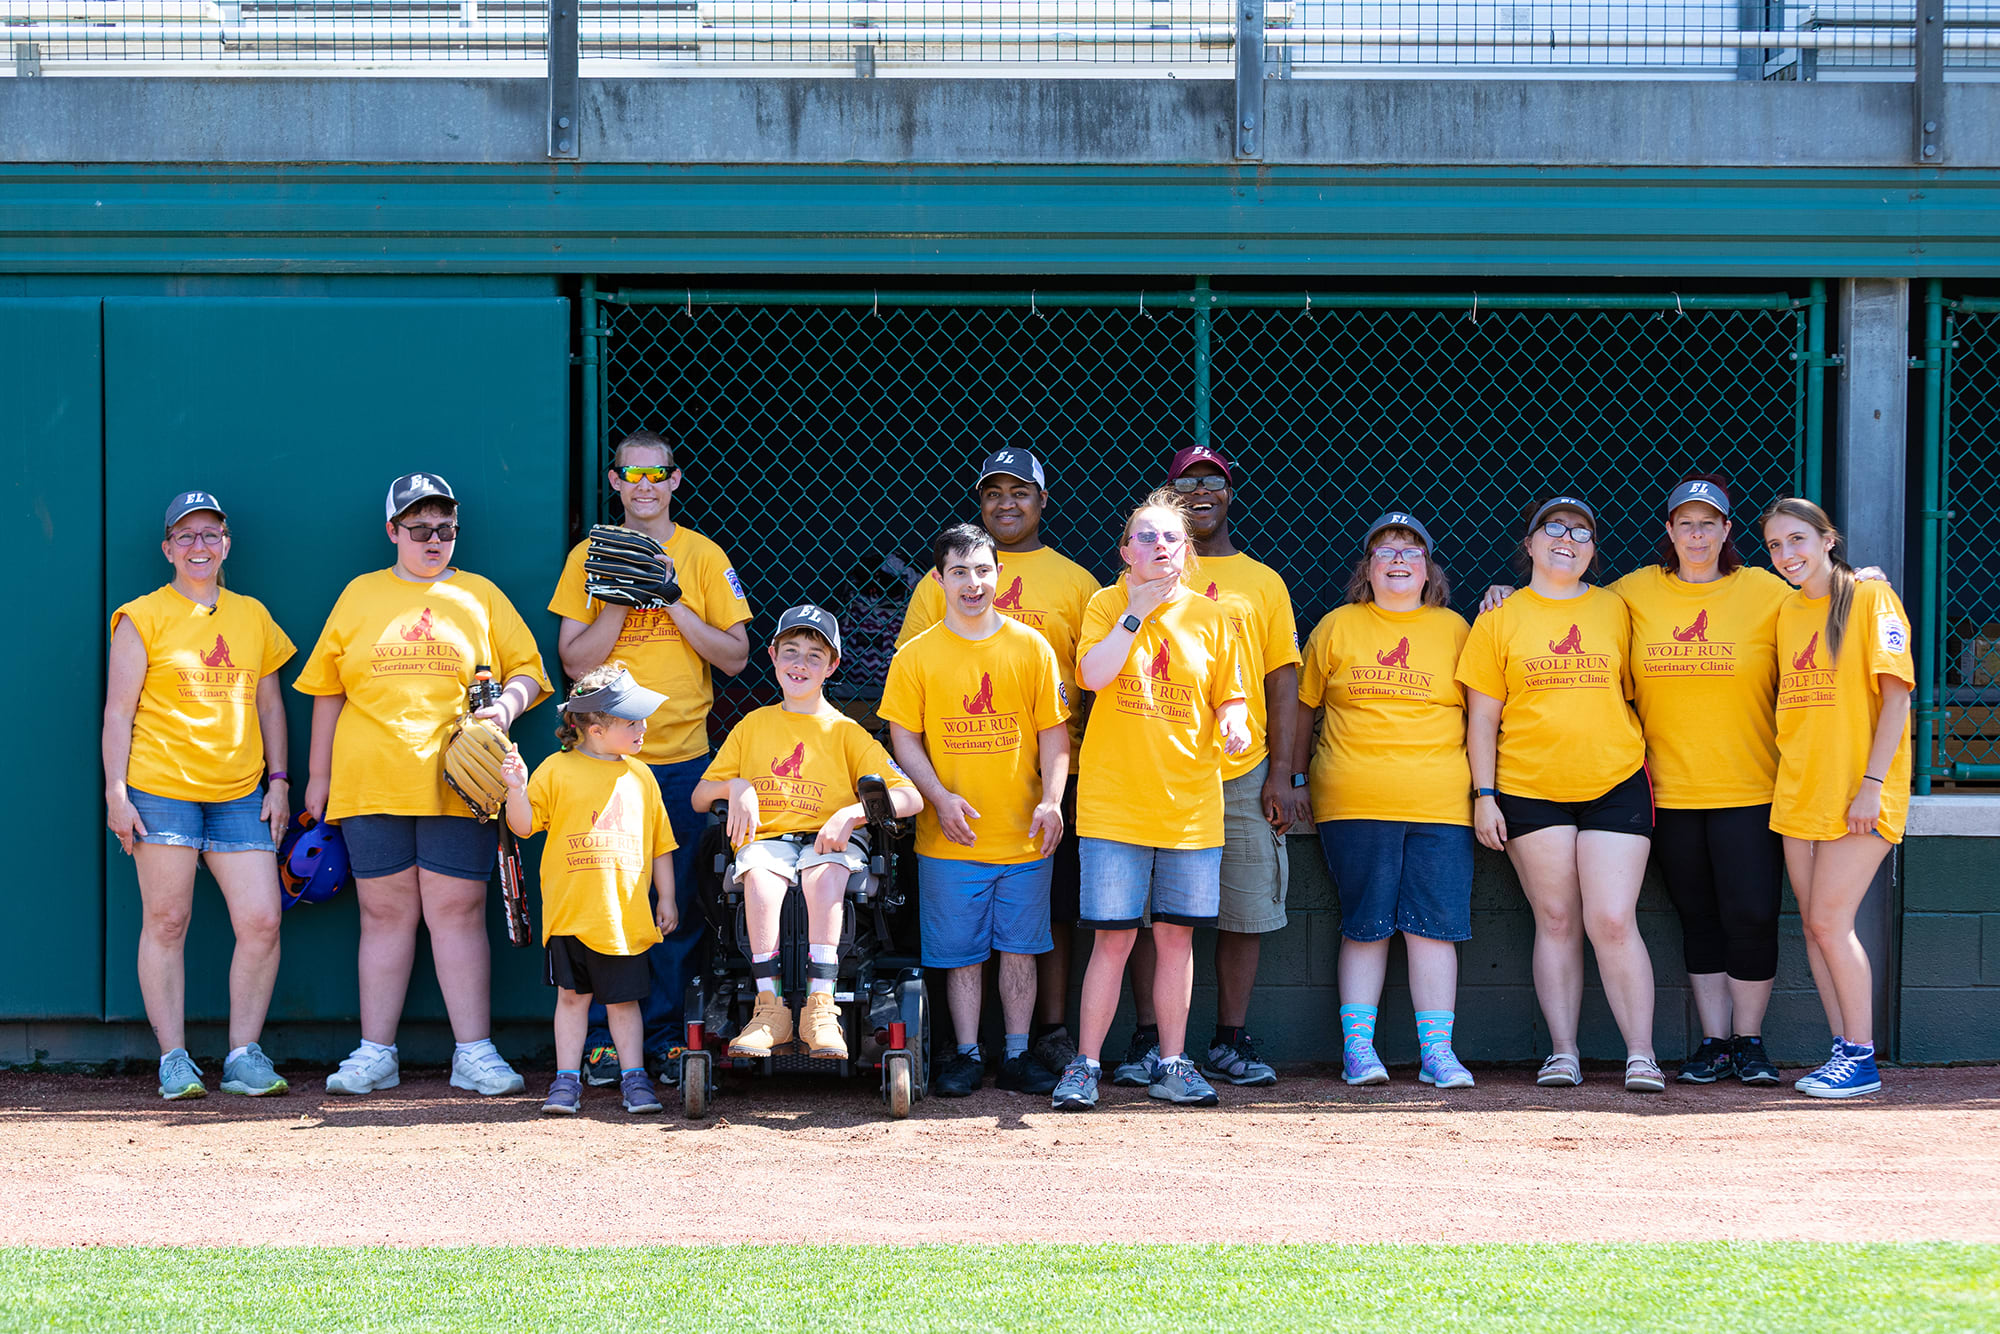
[
  {"xmin": 1343, "ymin": 1043, "xmax": 1389, "ymax": 1086},
  {"xmin": 1419, "ymin": 1046, "xmax": 1475, "ymax": 1089},
  {"xmin": 542, "ymin": 1073, "xmax": 583, "ymax": 1116}
]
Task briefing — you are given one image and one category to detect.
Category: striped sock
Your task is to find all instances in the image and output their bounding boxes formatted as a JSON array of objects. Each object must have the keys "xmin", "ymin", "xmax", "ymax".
[
  {"xmin": 1415, "ymin": 1010, "xmax": 1455, "ymax": 1052},
  {"xmin": 1339, "ymin": 1004, "xmax": 1378, "ymax": 1054}
]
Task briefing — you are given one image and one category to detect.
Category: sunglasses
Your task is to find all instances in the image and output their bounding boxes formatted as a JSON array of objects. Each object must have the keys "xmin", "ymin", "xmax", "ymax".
[
  {"xmin": 618, "ymin": 465, "xmax": 675, "ymax": 484},
  {"xmin": 169, "ymin": 529, "xmax": 226, "ymax": 549},
  {"xmin": 1171, "ymin": 476, "xmax": 1228, "ymax": 494},
  {"xmin": 397, "ymin": 521, "xmax": 459, "ymax": 542},
  {"xmin": 1128, "ymin": 529, "xmax": 1188, "ymax": 548},
  {"xmin": 1539, "ymin": 521, "xmax": 1595, "ymax": 544}
]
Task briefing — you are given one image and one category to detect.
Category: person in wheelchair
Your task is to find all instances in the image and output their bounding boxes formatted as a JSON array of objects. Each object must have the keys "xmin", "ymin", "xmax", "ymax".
[{"xmin": 691, "ymin": 605, "xmax": 922, "ymax": 1061}]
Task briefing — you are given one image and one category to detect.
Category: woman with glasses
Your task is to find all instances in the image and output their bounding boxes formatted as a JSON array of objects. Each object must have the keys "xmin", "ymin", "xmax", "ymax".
[
  {"xmin": 1049, "ymin": 488, "xmax": 1251, "ymax": 1112},
  {"xmin": 1293, "ymin": 511, "xmax": 1476, "ymax": 1090},
  {"xmin": 296, "ymin": 473, "xmax": 551, "ymax": 1099},
  {"xmin": 104, "ymin": 490, "xmax": 296, "ymax": 1101},
  {"xmin": 1457, "ymin": 496, "xmax": 1662, "ymax": 1092}
]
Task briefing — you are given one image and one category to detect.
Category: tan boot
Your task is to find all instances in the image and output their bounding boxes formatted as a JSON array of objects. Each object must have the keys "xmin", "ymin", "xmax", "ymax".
[
  {"xmin": 728, "ymin": 990, "xmax": 795, "ymax": 1058},
  {"xmin": 801, "ymin": 991, "xmax": 848, "ymax": 1060}
]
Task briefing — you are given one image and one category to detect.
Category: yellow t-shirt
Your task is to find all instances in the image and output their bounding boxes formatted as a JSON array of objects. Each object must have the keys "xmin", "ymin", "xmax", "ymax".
[
  {"xmin": 1612, "ymin": 565, "xmax": 1792, "ymax": 810},
  {"xmin": 1075, "ymin": 582, "xmax": 1248, "ymax": 850},
  {"xmin": 1771, "ymin": 581, "xmax": 1915, "ymax": 843},
  {"xmin": 548, "ymin": 524, "xmax": 752, "ymax": 766},
  {"xmin": 525, "ymin": 749, "xmax": 678, "ymax": 956},
  {"xmin": 111, "ymin": 586, "xmax": 296, "ymax": 803},
  {"xmin": 878, "ymin": 617, "xmax": 1069, "ymax": 863},
  {"xmin": 703, "ymin": 703, "xmax": 916, "ymax": 842},
  {"xmin": 1298, "ymin": 602, "xmax": 1471, "ymax": 827},
  {"xmin": 895, "ymin": 544, "xmax": 1099, "ymax": 760},
  {"xmin": 1454, "ymin": 586, "xmax": 1645, "ymax": 803},
  {"xmin": 1195, "ymin": 552, "xmax": 1303, "ymax": 782},
  {"xmin": 294, "ymin": 569, "xmax": 552, "ymax": 821}
]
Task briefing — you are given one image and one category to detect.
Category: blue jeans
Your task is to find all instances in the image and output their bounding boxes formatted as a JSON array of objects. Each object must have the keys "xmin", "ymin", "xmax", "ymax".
[{"xmin": 585, "ymin": 752, "xmax": 709, "ymax": 1055}]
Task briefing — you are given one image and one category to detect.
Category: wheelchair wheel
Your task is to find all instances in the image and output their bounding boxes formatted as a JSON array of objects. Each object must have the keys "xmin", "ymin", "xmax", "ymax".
[
  {"xmin": 682, "ymin": 1051, "xmax": 712, "ymax": 1119},
  {"xmin": 884, "ymin": 1051, "xmax": 915, "ymax": 1119}
]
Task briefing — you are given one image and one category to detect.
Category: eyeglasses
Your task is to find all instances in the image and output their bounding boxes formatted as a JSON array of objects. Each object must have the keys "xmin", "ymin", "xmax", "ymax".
[
  {"xmin": 170, "ymin": 529, "xmax": 226, "ymax": 549},
  {"xmin": 1371, "ymin": 546, "xmax": 1427, "ymax": 565},
  {"xmin": 1171, "ymin": 476, "xmax": 1228, "ymax": 495},
  {"xmin": 1539, "ymin": 522, "xmax": 1595, "ymax": 544},
  {"xmin": 619, "ymin": 465, "xmax": 674, "ymax": 484},
  {"xmin": 396, "ymin": 521, "xmax": 459, "ymax": 542},
  {"xmin": 1128, "ymin": 529, "xmax": 1188, "ymax": 548}
]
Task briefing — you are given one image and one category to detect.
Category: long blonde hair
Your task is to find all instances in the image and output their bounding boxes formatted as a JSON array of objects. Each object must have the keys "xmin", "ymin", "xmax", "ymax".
[
  {"xmin": 1121, "ymin": 488, "xmax": 1203, "ymax": 585},
  {"xmin": 1763, "ymin": 497, "xmax": 1856, "ymax": 664}
]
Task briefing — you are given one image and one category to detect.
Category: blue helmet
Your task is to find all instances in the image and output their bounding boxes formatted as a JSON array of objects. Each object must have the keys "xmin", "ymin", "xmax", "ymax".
[{"xmin": 278, "ymin": 814, "xmax": 349, "ymax": 910}]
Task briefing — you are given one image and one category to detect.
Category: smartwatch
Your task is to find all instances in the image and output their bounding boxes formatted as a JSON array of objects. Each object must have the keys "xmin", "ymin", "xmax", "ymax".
[
  {"xmin": 1474, "ymin": 787, "xmax": 1499, "ymax": 799},
  {"xmin": 1119, "ymin": 613, "xmax": 1143, "ymax": 634},
  {"xmin": 1290, "ymin": 772, "xmax": 1309, "ymax": 790}
]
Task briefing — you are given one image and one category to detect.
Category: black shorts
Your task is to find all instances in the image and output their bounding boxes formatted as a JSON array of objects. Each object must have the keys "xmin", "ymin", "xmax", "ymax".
[
  {"xmin": 1049, "ymin": 774, "xmax": 1081, "ymax": 926},
  {"xmin": 545, "ymin": 935, "xmax": 651, "ymax": 1004},
  {"xmin": 1497, "ymin": 767, "xmax": 1654, "ymax": 840}
]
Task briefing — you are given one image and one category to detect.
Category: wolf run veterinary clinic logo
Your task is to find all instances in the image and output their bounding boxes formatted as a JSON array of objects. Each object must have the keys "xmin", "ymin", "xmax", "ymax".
[
  {"xmin": 1115, "ymin": 636, "xmax": 1197, "ymax": 724},
  {"xmin": 748, "ymin": 739, "xmax": 830, "ymax": 818},
  {"xmin": 562, "ymin": 783, "xmax": 642, "ymax": 873},
  {"xmin": 1674, "ymin": 610, "xmax": 1709, "ymax": 643},
  {"xmin": 1346, "ymin": 636, "xmax": 1437, "ymax": 702},
  {"xmin": 176, "ymin": 632, "xmax": 252, "ymax": 703},
  {"xmin": 201, "ymin": 634, "xmax": 235, "ymax": 669},
  {"xmin": 1793, "ymin": 633, "xmax": 1820, "ymax": 671},
  {"xmin": 942, "ymin": 671, "xmax": 1023, "ymax": 756},
  {"xmin": 1376, "ymin": 638, "xmax": 1411, "ymax": 669},
  {"xmin": 1642, "ymin": 607, "xmax": 1741, "ymax": 680},
  {"xmin": 612, "ymin": 605, "xmax": 685, "ymax": 648},
  {"xmin": 402, "ymin": 609, "xmax": 435, "ymax": 642},
  {"xmin": 1522, "ymin": 623, "xmax": 1615, "ymax": 692},
  {"xmin": 370, "ymin": 606, "xmax": 464, "ymax": 678},
  {"xmin": 1778, "ymin": 631, "xmax": 1836, "ymax": 713},
  {"xmin": 993, "ymin": 577, "xmax": 1024, "ymax": 611},
  {"xmin": 1548, "ymin": 624, "xmax": 1584, "ymax": 655},
  {"xmin": 772, "ymin": 742, "xmax": 806, "ymax": 778}
]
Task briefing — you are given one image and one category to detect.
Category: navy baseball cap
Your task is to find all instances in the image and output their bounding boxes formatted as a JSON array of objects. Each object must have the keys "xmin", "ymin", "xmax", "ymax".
[
  {"xmin": 385, "ymin": 472, "xmax": 456, "ymax": 521},
  {"xmin": 562, "ymin": 667, "xmax": 668, "ymax": 721},
  {"xmin": 1665, "ymin": 478, "xmax": 1731, "ymax": 518},
  {"xmin": 773, "ymin": 604, "xmax": 841, "ymax": 657},
  {"xmin": 1530, "ymin": 494, "xmax": 1598, "ymax": 530},
  {"xmin": 1362, "ymin": 510, "xmax": 1436, "ymax": 553},
  {"xmin": 164, "ymin": 490, "xmax": 226, "ymax": 530},
  {"xmin": 977, "ymin": 448, "xmax": 1047, "ymax": 490}
]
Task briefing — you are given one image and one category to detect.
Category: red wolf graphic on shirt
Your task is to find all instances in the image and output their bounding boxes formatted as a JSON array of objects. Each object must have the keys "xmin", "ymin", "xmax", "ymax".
[
  {"xmin": 1548, "ymin": 624, "xmax": 1584, "ymax": 655},
  {"xmin": 1673, "ymin": 609, "xmax": 1710, "ymax": 643},
  {"xmin": 1145, "ymin": 640, "xmax": 1173, "ymax": 681},
  {"xmin": 1793, "ymin": 632, "xmax": 1821, "ymax": 671},
  {"xmin": 401, "ymin": 608, "xmax": 435, "ymax": 642},
  {"xmin": 1202, "ymin": 582, "xmax": 1219, "ymax": 601},
  {"xmin": 1376, "ymin": 637, "xmax": 1412, "ymax": 669},
  {"xmin": 771, "ymin": 742, "xmax": 806, "ymax": 778},
  {"xmin": 962, "ymin": 673, "xmax": 996, "ymax": 714},
  {"xmin": 200, "ymin": 634, "xmax": 235, "ymax": 669},
  {"xmin": 591, "ymin": 789, "xmax": 630, "ymax": 831},
  {"xmin": 992, "ymin": 577, "xmax": 1024, "ymax": 611}
]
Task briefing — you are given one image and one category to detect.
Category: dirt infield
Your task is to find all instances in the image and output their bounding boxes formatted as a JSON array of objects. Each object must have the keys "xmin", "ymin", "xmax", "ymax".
[{"xmin": 2, "ymin": 1065, "xmax": 1995, "ymax": 1246}]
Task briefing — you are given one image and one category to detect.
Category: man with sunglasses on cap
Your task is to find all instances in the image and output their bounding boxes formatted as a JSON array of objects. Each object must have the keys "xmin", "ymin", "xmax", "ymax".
[
  {"xmin": 548, "ymin": 429, "xmax": 753, "ymax": 1086},
  {"xmin": 896, "ymin": 448, "xmax": 1100, "ymax": 1075},
  {"xmin": 1117, "ymin": 445, "xmax": 1306, "ymax": 1090}
]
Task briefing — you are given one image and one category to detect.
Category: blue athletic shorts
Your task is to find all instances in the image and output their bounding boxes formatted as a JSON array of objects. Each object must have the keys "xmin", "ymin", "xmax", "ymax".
[
  {"xmin": 1076, "ymin": 838, "xmax": 1223, "ymax": 930},
  {"xmin": 916, "ymin": 855, "xmax": 1055, "ymax": 968},
  {"xmin": 1316, "ymin": 819, "xmax": 1474, "ymax": 943},
  {"xmin": 127, "ymin": 786, "xmax": 274, "ymax": 854},
  {"xmin": 341, "ymin": 813, "xmax": 497, "ymax": 882}
]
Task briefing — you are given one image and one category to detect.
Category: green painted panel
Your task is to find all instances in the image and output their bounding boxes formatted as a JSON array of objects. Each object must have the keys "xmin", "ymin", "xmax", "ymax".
[
  {"xmin": 100, "ymin": 296, "xmax": 569, "ymax": 1032},
  {"xmin": 2, "ymin": 299, "xmax": 104, "ymax": 1020}
]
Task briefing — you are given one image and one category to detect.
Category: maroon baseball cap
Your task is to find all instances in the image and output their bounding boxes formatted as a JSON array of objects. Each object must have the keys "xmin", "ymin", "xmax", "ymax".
[{"xmin": 1167, "ymin": 445, "xmax": 1235, "ymax": 480}]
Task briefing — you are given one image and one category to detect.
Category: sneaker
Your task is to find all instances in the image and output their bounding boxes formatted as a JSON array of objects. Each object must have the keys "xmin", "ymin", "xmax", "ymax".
[
  {"xmin": 1204, "ymin": 1034, "xmax": 1278, "ymax": 1087},
  {"xmin": 1031, "ymin": 1026, "xmax": 1078, "ymax": 1075},
  {"xmin": 646, "ymin": 1048, "xmax": 684, "ymax": 1088},
  {"xmin": 1419, "ymin": 1046, "xmax": 1476, "ymax": 1090},
  {"xmin": 220, "ymin": 1043, "xmax": 288, "ymax": 1097},
  {"xmin": 1111, "ymin": 1032, "xmax": 1160, "ymax": 1088},
  {"xmin": 1794, "ymin": 1038, "xmax": 1848, "ymax": 1093},
  {"xmin": 996, "ymin": 1052, "xmax": 1061, "ymax": 1096},
  {"xmin": 1050, "ymin": 1055, "xmax": 1100, "ymax": 1112},
  {"xmin": 1799, "ymin": 1043, "xmax": 1881, "ymax": 1100},
  {"xmin": 450, "ymin": 1041, "xmax": 525, "ymax": 1096},
  {"xmin": 158, "ymin": 1049, "xmax": 207, "ymax": 1101},
  {"xmin": 801, "ymin": 992, "xmax": 848, "ymax": 1060},
  {"xmin": 934, "ymin": 1052, "xmax": 983, "ymax": 1098},
  {"xmin": 583, "ymin": 1045, "xmax": 620, "ymax": 1087},
  {"xmin": 326, "ymin": 1043, "xmax": 400, "ymax": 1096},
  {"xmin": 1342, "ymin": 1044, "xmax": 1390, "ymax": 1087},
  {"xmin": 1733, "ymin": 1035, "xmax": 1781, "ymax": 1086},
  {"xmin": 1148, "ymin": 1054, "xmax": 1220, "ymax": 1106},
  {"xmin": 620, "ymin": 1069, "xmax": 662, "ymax": 1114},
  {"xmin": 1676, "ymin": 1037, "xmax": 1735, "ymax": 1085},
  {"xmin": 728, "ymin": 991, "xmax": 796, "ymax": 1058},
  {"xmin": 541, "ymin": 1073, "xmax": 583, "ymax": 1115}
]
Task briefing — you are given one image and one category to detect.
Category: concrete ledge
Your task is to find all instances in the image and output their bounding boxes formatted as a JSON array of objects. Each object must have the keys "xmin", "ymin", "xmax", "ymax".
[{"xmin": 1909, "ymin": 794, "xmax": 2000, "ymax": 837}]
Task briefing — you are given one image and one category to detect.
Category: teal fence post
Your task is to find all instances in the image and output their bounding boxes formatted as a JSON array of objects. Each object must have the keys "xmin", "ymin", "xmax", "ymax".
[
  {"xmin": 1803, "ymin": 278, "xmax": 1828, "ymax": 504},
  {"xmin": 581, "ymin": 275, "xmax": 602, "ymax": 525},
  {"xmin": 1916, "ymin": 279, "xmax": 1945, "ymax": 794},
  {"xmin": 1192, "ymin": 275, "xmax": 1212, "ymax": 449}
]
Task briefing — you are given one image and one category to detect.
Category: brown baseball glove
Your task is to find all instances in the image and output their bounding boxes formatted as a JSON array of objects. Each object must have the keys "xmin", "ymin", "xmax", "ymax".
[{"xmin": 442, "ymin": 714, "xmax": 511, "ymax": 822}]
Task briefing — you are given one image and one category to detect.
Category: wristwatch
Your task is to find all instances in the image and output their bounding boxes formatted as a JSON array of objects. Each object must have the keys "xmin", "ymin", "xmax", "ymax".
[
  {"xmin": 1119, "ymin": 613, "xmax": 1143, "ymax": 634},
  {"xmin": 1290, "ymin": 772, "xmax": 1309, "ymax": 789}
]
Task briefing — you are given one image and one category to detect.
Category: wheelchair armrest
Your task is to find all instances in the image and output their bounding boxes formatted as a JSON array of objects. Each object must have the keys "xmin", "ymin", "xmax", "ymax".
[
  {"xmin": 855, "ymin": 773, "xmax": 902, "ymax": 839},
  {"xmin": 708, "ymin": 800, "xmax": 730, "ymax": 817}
]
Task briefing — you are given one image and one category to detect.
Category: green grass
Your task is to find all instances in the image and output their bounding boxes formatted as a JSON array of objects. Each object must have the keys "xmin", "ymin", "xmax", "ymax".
[{"xmin": 4, "ymin": 1243, "xmax": 1997, "ymax": 1332}]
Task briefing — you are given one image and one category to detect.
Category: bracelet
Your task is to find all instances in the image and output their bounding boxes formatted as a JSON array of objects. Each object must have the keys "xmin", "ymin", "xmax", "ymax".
[
  {"xmin": 1862, "ymin": 774, "xmax": 1884, "ymax": 785},
  {"xmin": 267, "ymin": 771, "xmax": 289, "ymax": 783},
  {"xmin": 1474, "ymin": 787, "xmax": 1498, "ymax": 799}
]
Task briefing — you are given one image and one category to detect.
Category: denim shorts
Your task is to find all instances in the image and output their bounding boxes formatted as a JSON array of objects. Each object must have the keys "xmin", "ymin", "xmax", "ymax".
[
  {"xmin": 1316, "ymin": 819, "xmax": 1474, "ymax": 944},
  {"xmin": 342, "ymin": 813, "xmax": 497, "ymax": 881},
  {"xmin": 1077, "ymin": 837, "xmax": 1224, "ymax": 930},
  {"xmin": 128, "ymin": 786, "xmax": 274, "ymax": 854},
  {"xmin": 916, "ymin": 855, "xmax": 1055, "ymax": 968}
]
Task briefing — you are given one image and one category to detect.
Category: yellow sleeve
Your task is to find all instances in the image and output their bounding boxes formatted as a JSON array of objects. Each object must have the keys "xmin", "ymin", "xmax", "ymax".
[
  {"xmin": 487, "ymin": 589, "xmax": 554, "ymax": 711},
  {"xmin": 1298, "ymin": 616, "xmax": 1332, "ymax": 707},
  {"xmin": 525, "ymin": 760, "xmax": 555, "ymax": 837},
  {"xmin": 254, "ymin": 601, "xmax": 297, "ymax": 677},
  {"xmin": 876, "ymin": 643, "xmax": 927, "ymax": 735},
  {"xmin": 693, "ymin": 539, "xmax": 753, "ymax": 630},
  {"xmin": 1208, "ymin": 612, "xmax": 1249, "ymax": 710},
  {"xmin": 292, "ymin": 590, "xmax": 352, "ymax": 696},
  {"xmin": 704, "ymin": 720, "xmax": 748, "ymax": 782},
  {"xmin": 547, "ymin": 543, "xmax": 597, "ymax": 625},
  {"xmin": 1861, "ymin": 584, "xmax": 1916, "ymax": 687},
  {"xmin": 1261, "ymin": 576, "xmax": 1302, "ymax": 672},
  {"xmin": 848, "ymin": 724, "xmax": 916, "ymax": 793},
  {"xmin": 895, "ymin": 574, "xmax": 943, "ymax": 649},
  {"xmin": 1454, "ymin": 609, "xmax": 1507, "ymax": 700},
  {"xmin": 1030, "ymin": 638, "xmax": 1069, "ymax": 732},
  {"xmin": 1076, "ymin": 588, "xmax": 1119, "ymax": 665}
]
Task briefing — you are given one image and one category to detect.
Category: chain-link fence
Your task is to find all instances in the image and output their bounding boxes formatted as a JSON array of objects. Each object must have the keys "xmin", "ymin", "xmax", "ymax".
[
  {"xmin": 586, "ymin": 280, "xmax": 1825, "ymax": 740},
  {"xmin": 1918, "ymin": 286, "xmax": 2000, "ymax": 789}
]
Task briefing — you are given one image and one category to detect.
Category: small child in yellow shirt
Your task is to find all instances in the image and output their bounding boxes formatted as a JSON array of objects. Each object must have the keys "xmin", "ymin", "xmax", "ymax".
[{"xmin": 503, "ymin": 664, "xmax": 678, "ymax": 1116}]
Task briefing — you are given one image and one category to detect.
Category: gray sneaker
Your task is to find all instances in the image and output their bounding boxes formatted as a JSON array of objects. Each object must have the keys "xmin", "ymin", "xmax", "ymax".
[
  {"xmin": 1030, "ymin": 1026, "xmax": 1078, "ymax": 1076},
  {"xmin": 220, "ymin": 1043, "xmax": 288, "ymax": 1097},
  {"xmin": 1050, "ymin": 1056, "xmax": 1100, "ymax": 1112},
  {"xmin": 158, "ymin": 1049, "xmax": 206, "ymax": 1101},
  {"xmin": 1149, "ymin": 1054, "xmax": 1220, "ymax": 1106},
  {"xmin": 1203, "ymin": 1034, "xmax": 1278, "ymax": 1087},
  {"xmin": 1111, "ymin": 1033, "xmax": 1160, "ymax": 1088}
]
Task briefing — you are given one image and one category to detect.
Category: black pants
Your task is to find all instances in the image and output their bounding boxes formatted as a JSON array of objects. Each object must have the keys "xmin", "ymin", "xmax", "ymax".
[{"xmin": 1651, "ymin": 804, "xmax": 1783, "ymax": 983}]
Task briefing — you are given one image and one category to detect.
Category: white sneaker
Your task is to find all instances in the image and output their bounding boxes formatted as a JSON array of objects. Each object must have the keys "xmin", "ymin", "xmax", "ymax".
[
  {"xmin": 326, "ymin": 1043, "xmax": 400, "ymax": 1095},
  {"xmin": 450, "ymin": 1041, "xmax": 524, "ymax": 1096}
]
